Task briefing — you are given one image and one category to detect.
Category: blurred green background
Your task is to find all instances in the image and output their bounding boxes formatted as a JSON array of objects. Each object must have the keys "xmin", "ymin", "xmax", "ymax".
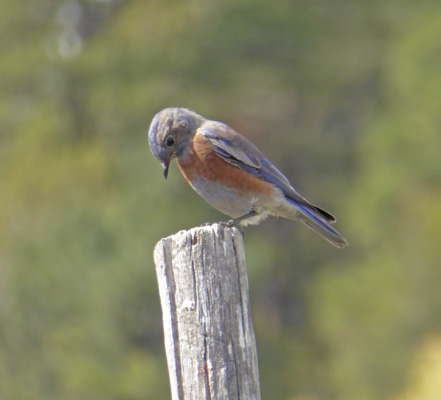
[{"xmin": 2, "ymin": 0, "xmax": 441, "ymax": 399}]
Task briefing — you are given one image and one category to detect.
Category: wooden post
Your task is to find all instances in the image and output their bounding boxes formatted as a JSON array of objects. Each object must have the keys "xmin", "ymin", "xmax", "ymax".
[{"xmin": 153, "ymin": 223, "xmax": 261, "ymax": 400}]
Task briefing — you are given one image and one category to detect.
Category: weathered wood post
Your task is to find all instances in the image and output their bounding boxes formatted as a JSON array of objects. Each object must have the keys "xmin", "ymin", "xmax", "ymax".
[{"xmin": 153, "ymin": 223, "xmax": 261, "ymax": 400}]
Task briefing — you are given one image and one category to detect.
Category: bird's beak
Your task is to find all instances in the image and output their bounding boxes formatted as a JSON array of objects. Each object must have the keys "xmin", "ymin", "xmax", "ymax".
[{"xmin": 162, "ymin": 161, "xmax": 170, "ymax": 179}]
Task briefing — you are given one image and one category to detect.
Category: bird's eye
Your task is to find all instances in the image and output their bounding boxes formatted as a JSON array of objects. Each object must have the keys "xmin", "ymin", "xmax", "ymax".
[{"xmin": 166, "ymin": 136, "xmax": 174, "ymax": 147}]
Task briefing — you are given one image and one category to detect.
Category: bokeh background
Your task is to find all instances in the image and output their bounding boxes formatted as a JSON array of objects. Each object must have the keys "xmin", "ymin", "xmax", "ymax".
[{"xmin": 2, "ymin": 0, "xmax": 441, "ymax": 399}]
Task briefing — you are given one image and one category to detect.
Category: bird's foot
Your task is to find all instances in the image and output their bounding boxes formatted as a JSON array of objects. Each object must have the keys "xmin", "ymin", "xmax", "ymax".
[
  {"xmin": 200, "ymin": 222, "xmax": 213, "ymax": 227},
  {"xmin": 220, "ymin": 219, "xmax": 238, "ymax": 228},
  {"xmin": 216, "ymin": 220, "xmax": 244, "ymax": 236}
]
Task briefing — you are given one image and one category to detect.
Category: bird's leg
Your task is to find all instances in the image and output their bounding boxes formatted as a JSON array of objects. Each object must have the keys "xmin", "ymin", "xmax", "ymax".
[
  {"xmin": 223, "ymin": 210, "xmax": 257, "ymax": 227},
  {"xmin": 200, "ymin": 211, "xmax": 255, "ymax": 229}
]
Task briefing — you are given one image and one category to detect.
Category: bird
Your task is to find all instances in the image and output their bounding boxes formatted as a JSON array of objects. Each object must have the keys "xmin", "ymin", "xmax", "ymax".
[{"xmin": 148, "ymin": 107, "xmax": 349, "ymax": 248}]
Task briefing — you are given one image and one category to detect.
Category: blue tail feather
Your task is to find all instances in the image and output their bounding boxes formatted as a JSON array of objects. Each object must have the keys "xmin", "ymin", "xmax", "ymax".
[{"xmin": 290, "ymin": 200, "xmax": 349, "ymax": 248}]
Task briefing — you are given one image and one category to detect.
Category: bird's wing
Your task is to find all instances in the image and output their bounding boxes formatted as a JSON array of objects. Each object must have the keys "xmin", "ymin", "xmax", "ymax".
[
  {"xmin": 199, "ymin": 124, "xmax": 299, "ymax": 195},
  {"xmin": 199, "ymin": 123, "xmax": 336, "ymax": 223}
]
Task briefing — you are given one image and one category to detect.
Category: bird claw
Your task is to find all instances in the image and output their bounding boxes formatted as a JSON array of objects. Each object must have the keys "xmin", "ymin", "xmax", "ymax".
[
  {"xmin": 218, "ymin": 221, "xmax": 244, "ymax": 236},
  {"xmin": 218, "ymin": 219, "xmax": 239, "ymax": 228}
]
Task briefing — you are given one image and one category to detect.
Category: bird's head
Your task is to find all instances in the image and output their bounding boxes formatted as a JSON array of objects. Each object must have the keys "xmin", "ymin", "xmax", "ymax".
[{"xmin": 148, "ymin": 108, "xmax": 204, "ymax": 178}]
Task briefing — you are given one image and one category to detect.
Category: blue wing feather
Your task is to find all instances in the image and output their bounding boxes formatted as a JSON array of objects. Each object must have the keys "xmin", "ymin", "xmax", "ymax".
[{"xmin": 199, "ymin": 124, "xmax": 336, "ymax": 224}]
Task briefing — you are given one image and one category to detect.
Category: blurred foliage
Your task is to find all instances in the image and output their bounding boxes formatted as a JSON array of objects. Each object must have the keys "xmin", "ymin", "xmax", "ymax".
[
  {"xmin": 1, "ymin": 0, "xmax": 441, "ymax": 399},
  {"xmin": 393, "ymin": 335, "xmax": 441, "ymax": 400}
]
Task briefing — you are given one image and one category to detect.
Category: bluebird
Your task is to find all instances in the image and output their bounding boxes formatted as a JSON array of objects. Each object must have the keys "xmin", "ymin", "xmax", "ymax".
[{"xmin": 148, "ymin": 108, "xmax": 349, "ymax": 248}]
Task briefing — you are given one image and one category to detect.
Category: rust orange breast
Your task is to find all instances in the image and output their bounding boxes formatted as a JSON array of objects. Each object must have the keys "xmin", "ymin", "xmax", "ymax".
[{"xmin": 177, "ymin": 133, "xmax": 274, "ymax": 195}]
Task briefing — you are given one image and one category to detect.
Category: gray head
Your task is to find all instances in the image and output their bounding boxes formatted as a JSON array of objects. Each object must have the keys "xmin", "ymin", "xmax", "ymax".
[{"xmin": 148, "ymin": 108, "xmax": 205, "ymax": 178}]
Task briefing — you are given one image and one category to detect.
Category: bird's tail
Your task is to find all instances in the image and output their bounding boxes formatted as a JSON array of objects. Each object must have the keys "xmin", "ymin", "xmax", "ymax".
[{"xmin": 289, "ymin": 201, "xmax": 349, "ymax": 248}]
